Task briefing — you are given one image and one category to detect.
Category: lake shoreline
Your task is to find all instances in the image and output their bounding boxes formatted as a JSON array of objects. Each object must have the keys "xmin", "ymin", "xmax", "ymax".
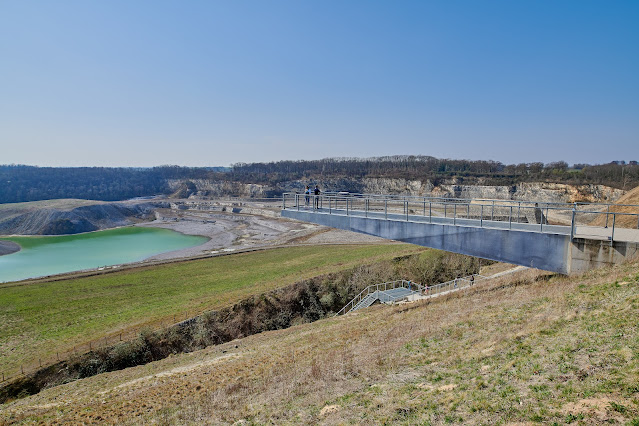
[
  {"xmin": 0, "ymin": 227, "xmax": 208, "ymax": 283},
  {"xmin": 0, "ymin": 240, "xmax": 21, "ymax": 256},
  {"xmin": 0, "ymin": 211, "xmax": 388, "ymax": 283}
]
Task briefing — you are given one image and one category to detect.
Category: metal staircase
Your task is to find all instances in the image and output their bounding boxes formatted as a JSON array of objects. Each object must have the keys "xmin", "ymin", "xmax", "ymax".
[
  {"xmin": 335, "ymin": 274, "xmax": 487, "ymax": 316},
  {"xmin": 335, "ymin": 280, "xmax": 423, "ymax": 316},
  {"xmin": 352, "ymin": 292, "xmax": 378, "ymax": 311}
]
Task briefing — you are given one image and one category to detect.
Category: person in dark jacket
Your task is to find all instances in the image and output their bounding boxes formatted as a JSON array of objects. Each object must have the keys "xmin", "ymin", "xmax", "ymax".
[{"xmin": 313, "ymin": 185, "xmax": 320, "ymax": 208}]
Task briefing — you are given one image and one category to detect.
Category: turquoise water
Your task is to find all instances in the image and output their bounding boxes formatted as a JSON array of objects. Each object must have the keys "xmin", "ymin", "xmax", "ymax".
[{"xmin": 0, "ymin": 227, "xmax": 208, "ymax": 283}]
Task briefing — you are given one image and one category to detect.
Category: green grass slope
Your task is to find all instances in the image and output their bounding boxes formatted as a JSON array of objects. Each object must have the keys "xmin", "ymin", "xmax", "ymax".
[
  {"xmin": 2, "ymin": 260, "xmax": 638, "ymax": 424},
  {"xmin": 0, "ymin": 244, "xmax": 420, "ymax": 378}
]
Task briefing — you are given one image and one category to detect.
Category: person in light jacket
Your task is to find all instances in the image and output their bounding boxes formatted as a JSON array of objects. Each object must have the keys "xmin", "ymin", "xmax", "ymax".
[{"xmin": 304, "ymin": 186, "xmax": 311, "ymax": 206}]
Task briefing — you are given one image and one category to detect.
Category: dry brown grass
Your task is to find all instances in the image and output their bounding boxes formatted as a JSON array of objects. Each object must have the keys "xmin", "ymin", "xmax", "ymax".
[{"xmin": 2, "ymin": 262, "xmax": 638, "ymax": 424}]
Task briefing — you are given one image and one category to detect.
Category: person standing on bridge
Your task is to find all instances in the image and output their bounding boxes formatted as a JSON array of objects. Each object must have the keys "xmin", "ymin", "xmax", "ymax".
[
  {"xmin": 304, "ymin": 186, "xmax": 311, "ymax": 207},
  {"xmin": 313, "ymin": 185, "xmax": 320, "ymax": 209}
]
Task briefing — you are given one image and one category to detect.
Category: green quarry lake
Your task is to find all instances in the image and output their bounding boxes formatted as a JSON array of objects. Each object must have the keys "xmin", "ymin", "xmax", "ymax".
[{"xmin": 0, "ymin": 227, "xmax": 208, "ymax": 283}]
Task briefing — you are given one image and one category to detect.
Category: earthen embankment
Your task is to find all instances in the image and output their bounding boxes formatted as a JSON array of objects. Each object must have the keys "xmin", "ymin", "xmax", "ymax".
[{"xmin": 0, "ymin": 240, "xmax": 20, "ymax": 256}]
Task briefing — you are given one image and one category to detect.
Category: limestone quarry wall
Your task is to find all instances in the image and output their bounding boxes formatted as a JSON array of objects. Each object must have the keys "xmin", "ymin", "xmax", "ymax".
[{"xmin": 169, "ymin": 178, "xmax": 624, "ymax": 205}]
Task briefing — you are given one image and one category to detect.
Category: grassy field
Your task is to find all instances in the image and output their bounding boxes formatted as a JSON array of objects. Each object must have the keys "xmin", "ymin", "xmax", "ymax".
[
  {"xmin": 0, "ymin": 244, "xmax": 421, "ymax": 377},
  {"xmin": 3, "ymin": 259, "xmax": 637, "ymax": 424}
]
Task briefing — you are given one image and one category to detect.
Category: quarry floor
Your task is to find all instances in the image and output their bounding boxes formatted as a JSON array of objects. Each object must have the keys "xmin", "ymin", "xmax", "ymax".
[{"xmin": 137, "ymin": 209, "xmax": 391, "ymax": 262}]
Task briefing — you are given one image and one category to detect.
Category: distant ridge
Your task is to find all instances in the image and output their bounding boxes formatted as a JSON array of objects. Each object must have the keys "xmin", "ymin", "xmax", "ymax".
[
  {"xmin": 1, "ymin": 159, "xmax": 638, "ymax": 204},
  {"xmin": 0, "ymin": 199, "xmax": 163, "ymax": 235}
]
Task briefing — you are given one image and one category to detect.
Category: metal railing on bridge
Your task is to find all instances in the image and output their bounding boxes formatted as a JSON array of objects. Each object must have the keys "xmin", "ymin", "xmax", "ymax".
[{"xmin": 283, "ymin": 192, "xmax": 639, "ymax": 245}]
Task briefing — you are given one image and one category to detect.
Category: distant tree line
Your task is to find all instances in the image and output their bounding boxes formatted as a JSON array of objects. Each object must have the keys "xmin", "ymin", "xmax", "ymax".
[
  {"xmin": 229, "ymin": 156, "xmax": 639, "ymax": 189},
  {"xmin": 1, "ymin": 158, "xmax": 637, "ymax": 204},
  {"xmin": 0, "ymin": 165, "xmax": 218, "ymax": 204}
]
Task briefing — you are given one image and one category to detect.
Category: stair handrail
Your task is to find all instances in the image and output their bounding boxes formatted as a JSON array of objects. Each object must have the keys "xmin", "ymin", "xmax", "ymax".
[
  {"xmin": 335, "ymin": 279, "xmax": 423, "ymax": 316},
  {"xmin": 422, "ymin": 273, "xmax": 487, "ymax": 297},
  {"xmin": 336, "ymin": 274, "xmax": 489, "ymax": 316}
]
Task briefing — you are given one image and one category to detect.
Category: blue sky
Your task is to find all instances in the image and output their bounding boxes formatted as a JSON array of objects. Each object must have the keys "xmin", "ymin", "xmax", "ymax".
[{"xmin": 1, "ymin": 0, "xmax": 637, "ymax": 167}]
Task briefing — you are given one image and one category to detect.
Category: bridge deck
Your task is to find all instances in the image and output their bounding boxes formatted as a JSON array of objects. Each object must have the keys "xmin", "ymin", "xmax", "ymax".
[
  {"xmin": 292, "ymin": 205, "xmax": 639, "ymax": 244},
  {"xmin": 282, "ymin": 193, "xmax": 639, "ymax": 274}
]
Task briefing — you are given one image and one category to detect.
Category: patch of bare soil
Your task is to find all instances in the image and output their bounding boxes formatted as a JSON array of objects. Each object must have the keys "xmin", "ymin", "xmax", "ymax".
[{"xmin": 562, "ymin": 397, "xmax": 627, "ymax": 423}]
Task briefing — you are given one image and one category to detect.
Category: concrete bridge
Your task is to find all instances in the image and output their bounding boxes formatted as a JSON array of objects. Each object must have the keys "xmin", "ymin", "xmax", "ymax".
[{"xmin": 281, "ymin": 193, "xmax": 639, "ymax": 274}]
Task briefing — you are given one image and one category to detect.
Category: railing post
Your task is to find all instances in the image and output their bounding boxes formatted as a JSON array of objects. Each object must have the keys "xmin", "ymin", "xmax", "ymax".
[
  {"xmin": 517, "ymin": 202, "xmax": 521, "ymax": 223},
  {"xmin": 570, "ymin": 206, "xmax": 576, "ymax": 241},
  {"xmin": 405, "ymin": 201, "xmax": 408, "ymax": 221},
  {"xmin": 610, "ymin": 214, "xmax": 616, "ymax": 246},
  {"xmin": 492, "ymin": 200, "xmax": 495, "ymax": 221},
  {"xmin": 329, "ymin": 197, "xmax": 332, "ymax": 214},
  {"xmin": 297, "ymin": 194, "xmax": 300, "ymax": 211},
  {"xmin": 429, "ymin": 202, "xmax": 432, "ymax": 223},
  {"xmin": 347, "ymin": 198, "xmax": 349, "ymax": 215},
  {"xmin": 605, "ymin": 205, "xmax": 610, "ymax": 228},
  {"xmin": 282, "ymin": 194, "xmax": 286, "ymax": 210},
  {"xmin": 467, "ymin": 203, "xmax": 470, "ymax": 219},
  {"xmin": 454, "ymin": 204, "xmax": 456, "ymax": 225},
  {"xmin": 365, "ymin": 198, "xmax": 368, "ymax": 218},
  {"xmin": 509, "ymin": 206, "xmax": 513, "ymax": 229},
  {"xmin": 444, "ymin": 204, "xmax": 447, "ymax": 218},
  {"xmin": 385, "ymin": 199, "xmax": 387, "ymax": 219},
  {"xmin": 480, "ymin": 204, "xmax": 483, "ymax": 227},
  {"xmin": 423, "ymin": 200, "xmax": 426, "ymax": 217}
]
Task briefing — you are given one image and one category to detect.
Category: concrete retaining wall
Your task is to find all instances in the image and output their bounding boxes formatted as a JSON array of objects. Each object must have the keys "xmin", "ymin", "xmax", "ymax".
[{"xmin": 569, "ymin": 239, "xmax": 639, "ymax": 273}]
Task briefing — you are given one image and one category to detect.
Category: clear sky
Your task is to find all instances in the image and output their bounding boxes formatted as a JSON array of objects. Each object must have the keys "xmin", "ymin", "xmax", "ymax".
[{"xmin": 1, "ymin": 0, "xmax": 637, "ymax": 167}]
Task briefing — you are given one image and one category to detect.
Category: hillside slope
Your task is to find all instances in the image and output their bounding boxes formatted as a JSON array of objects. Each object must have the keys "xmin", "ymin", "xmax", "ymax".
[
  {"xmin": 0, "ymin": 200, "xmax": 164, "ymax": 235},
  {"xmin": 2, "ymin": 261, "xmax": 638, "ymax": 424},
  {"xmin": 0, "ymin": 244, "xmax": 422, "ymax": 379},
  {"xmin": 590, "ymin": 184, "xmax": 639, "ymax": 228}
]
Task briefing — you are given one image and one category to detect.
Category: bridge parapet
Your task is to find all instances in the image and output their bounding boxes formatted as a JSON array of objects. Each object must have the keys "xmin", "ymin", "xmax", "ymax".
[
  {"xmin": 283, "ymin": 192, "xmax": 639, "ymax": 244},
  {"xmin": 282, "ymin": 193, "xmax": 639, "ymax": 274}
]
